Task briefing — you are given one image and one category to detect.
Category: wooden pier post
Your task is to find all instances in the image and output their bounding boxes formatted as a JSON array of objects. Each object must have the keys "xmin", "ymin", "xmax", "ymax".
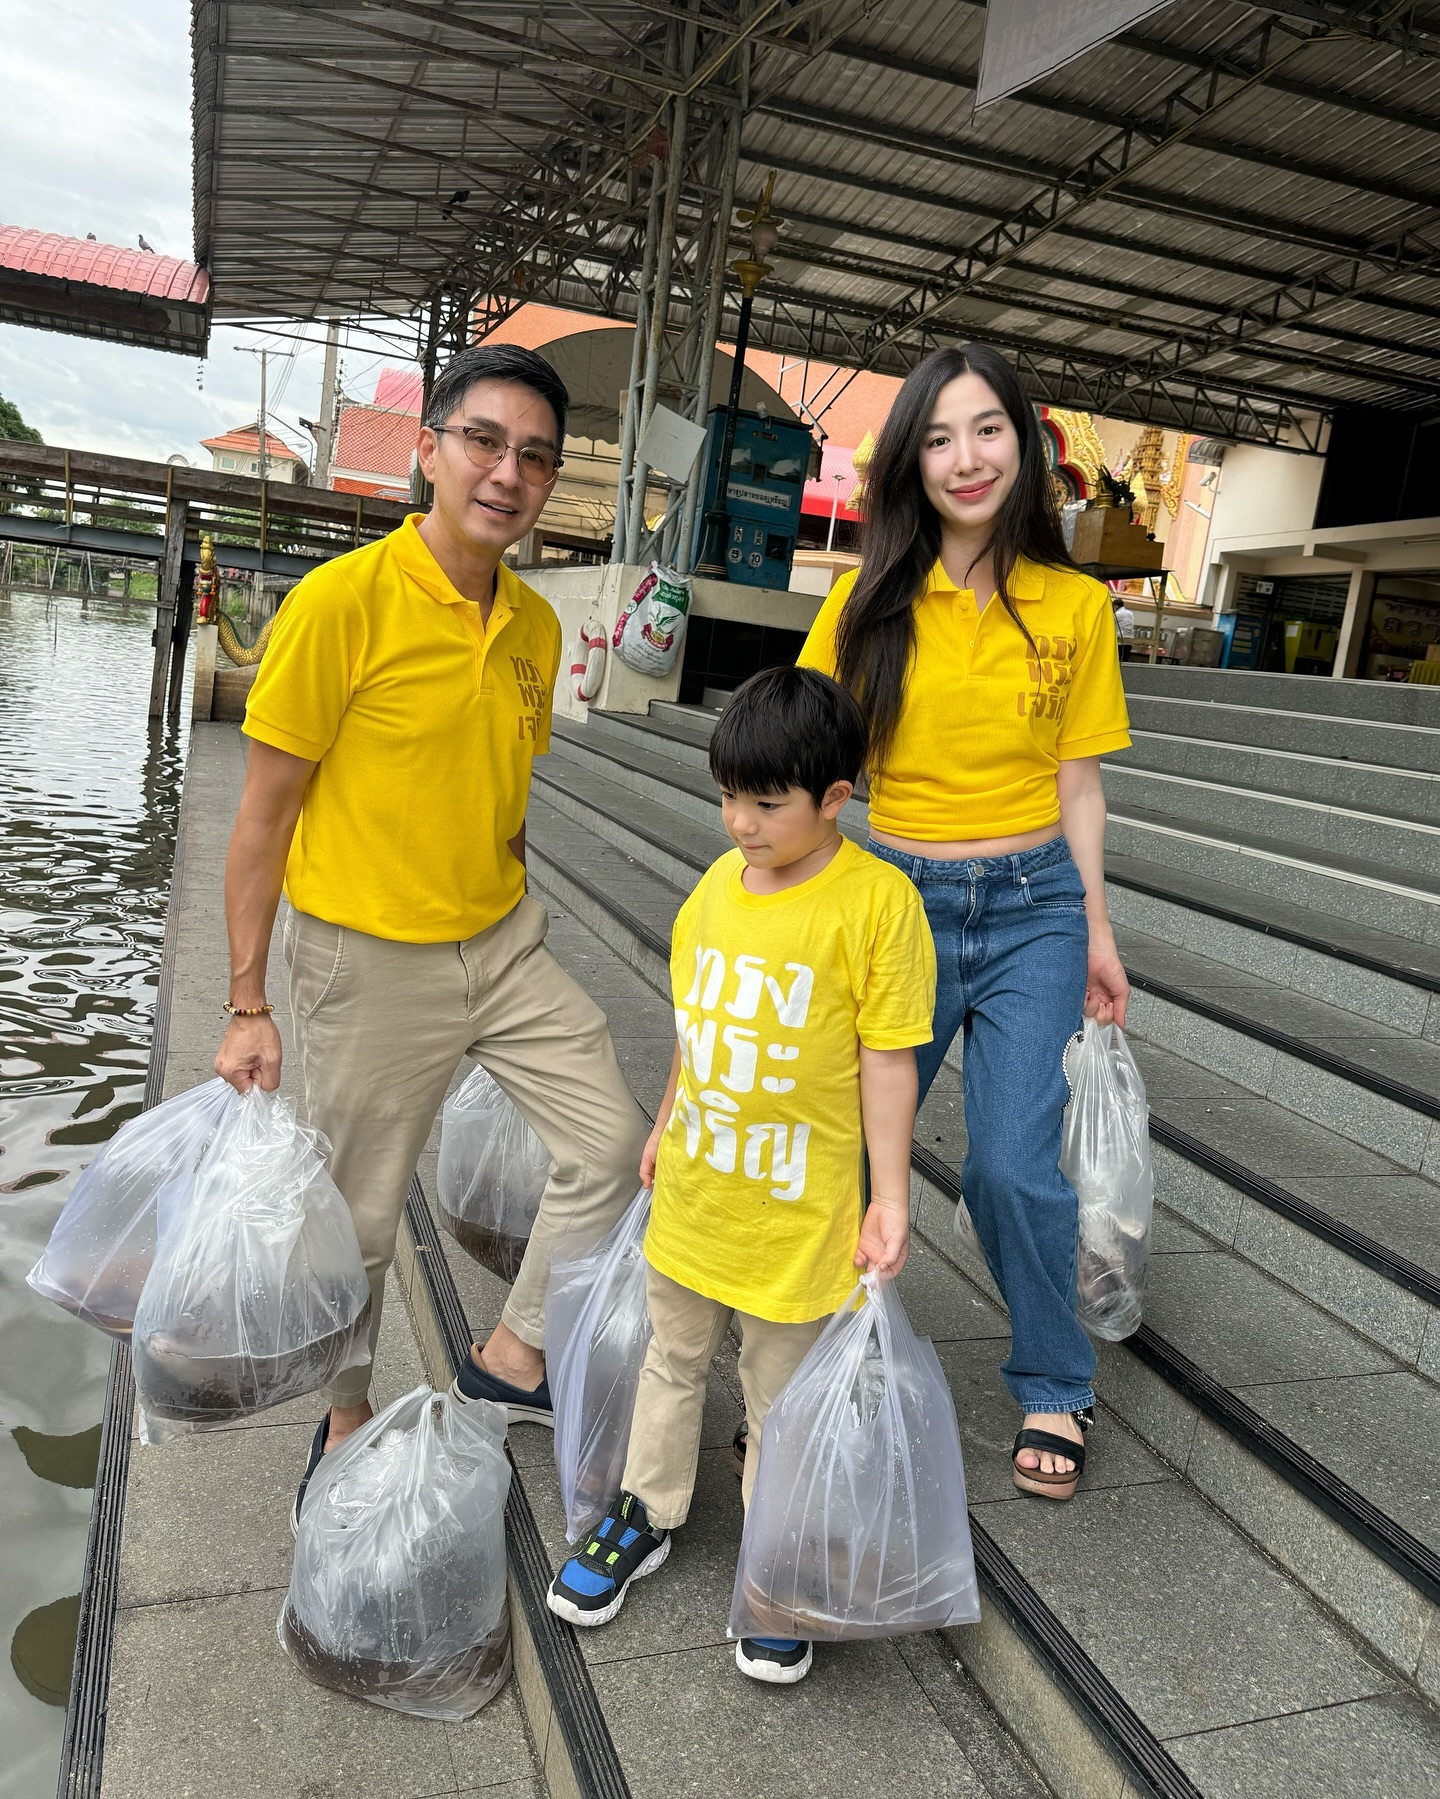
[
  {"xmin": 165, "ymin": 561, "xmax": 196, "ymax": 719},
  {"xmin": 148, "ymin": 497, "xmax": 187, "ymax": 717}
]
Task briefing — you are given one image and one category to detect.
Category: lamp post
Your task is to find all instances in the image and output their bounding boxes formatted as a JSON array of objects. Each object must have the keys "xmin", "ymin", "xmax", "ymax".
[
  {"xmin": 694, "ymin": 173, "xmax": 782, "ymax": 580},
  {"xmin": 826, "ymin": 470, "xmax": 847, "ymax": 553}
]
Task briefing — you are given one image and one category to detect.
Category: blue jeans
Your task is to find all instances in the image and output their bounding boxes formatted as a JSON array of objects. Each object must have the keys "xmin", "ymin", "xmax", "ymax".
[{"xmin": 869, "ymin": 835, "xmax": 1096, "ymax": 1416}]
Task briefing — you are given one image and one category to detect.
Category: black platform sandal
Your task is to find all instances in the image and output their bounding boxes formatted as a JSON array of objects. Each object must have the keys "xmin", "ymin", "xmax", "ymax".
[
  {"xmin": 1012, "ymin": 1407, "xmax": 1093, "ymax": 1501},
  {"xmin": 730, "ymin": 1420, "xmax": 748, "ymax": 1481}
]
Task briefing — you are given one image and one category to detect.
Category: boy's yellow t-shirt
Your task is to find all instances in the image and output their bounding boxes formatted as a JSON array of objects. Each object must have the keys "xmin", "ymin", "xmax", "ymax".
[{"xmin": 645, "ymin": 838, "xmax": 936, "ymax": 1324}]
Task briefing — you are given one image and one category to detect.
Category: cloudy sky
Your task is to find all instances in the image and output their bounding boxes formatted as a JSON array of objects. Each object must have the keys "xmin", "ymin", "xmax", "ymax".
[{"xmin": 0, "ymin": 0, "xmax": 421, "ymax": 466}]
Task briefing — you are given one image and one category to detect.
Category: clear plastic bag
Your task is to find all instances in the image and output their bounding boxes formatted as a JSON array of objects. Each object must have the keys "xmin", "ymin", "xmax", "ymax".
[
  {"xmin": 952, "ymin": 1193, "xmax": 982, "ymax": 1260},
  {"xmin": 280, "ymin": 1385, "xmax": 512, "ymax": 1721},
  {"xmin": 1061, "ymin": 1019, "xmax": 1154, "ymax": 1342},
  {"xmin": 544, "ymin": 1188, "xmax": 652, "ymax": 1542},
  {"xmin": 26, "ymin": 1078, "xmax": 238, "ymax": 1338},
  {"xmin": 437, "ymin": 1063, "xmax": 552, "ymax": 1283},
  {"xmin": 729, "ymin": 1275, "xmax": 980, "ymax": 1644},
  {"xmin": 131, "ymin": 1087, "xmax": 371, "ymax": 1442}
]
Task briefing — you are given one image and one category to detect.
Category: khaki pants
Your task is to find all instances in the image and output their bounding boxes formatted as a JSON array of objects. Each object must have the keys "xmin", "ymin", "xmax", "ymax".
[
  {"xmin": 621, "ymin": 1262, "xmax": 825, "ymax": 1530},
  {"xmin": 285, "ymin": 895, "xmax": 649, "ymax": 1406}
]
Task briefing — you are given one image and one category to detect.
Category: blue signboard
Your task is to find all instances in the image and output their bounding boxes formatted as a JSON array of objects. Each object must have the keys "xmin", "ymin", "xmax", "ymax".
[{"xmin": 693, "ymin": 406, "xmax": 815, "ymax": 589}]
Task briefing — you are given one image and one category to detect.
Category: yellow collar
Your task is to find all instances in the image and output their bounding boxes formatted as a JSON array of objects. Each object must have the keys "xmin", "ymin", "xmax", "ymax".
[
  {"xmin": 925, "ymin": 555, "xmax": 1046, "ymax": 604},
  {"xmin": 392, "ymin": 513, "xmax": 522, "ymax": 616}
]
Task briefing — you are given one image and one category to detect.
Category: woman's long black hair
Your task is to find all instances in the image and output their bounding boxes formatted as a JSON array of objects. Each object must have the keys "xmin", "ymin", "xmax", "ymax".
[{"xmin": 834, "ymin": 343, "xmax": 1075, "ymax": 772}]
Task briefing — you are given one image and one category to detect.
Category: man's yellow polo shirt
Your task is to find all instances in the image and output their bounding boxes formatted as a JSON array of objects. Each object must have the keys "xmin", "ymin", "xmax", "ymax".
[
  {"xmin": 799, "ymin": 556, "xmax": 1131, "ymax": 840},
  {"xmin": 243, "ymin": 515, "xmax": 561, "ymax": 943}
]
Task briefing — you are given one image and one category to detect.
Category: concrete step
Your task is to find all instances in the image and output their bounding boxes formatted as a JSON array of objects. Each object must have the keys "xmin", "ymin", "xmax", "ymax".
[
  {"xmin": 589, "ymin": 706, "xmax": 715, "ymax": 772},
  {"xmin": 518, "ymin": 810, "xmax": 1440, "ymax": 1784},
  {"xmin": 1100, "ymin": 762, "xmax": 1440, "ymax": 884},
  {"xmin": 1122, "ymin": 663, "xmax": 1440, "ymax": 730},
  {"xmin": 565, "ymin": 714, "xmax": 1440, "ymax": 950},
  {"xmin": 1103, "ymin": 852, "xmax": 1440, "ymax": 1034},
  {"xmin": 1117, "ymin": 923, "xmax": 1440, "ymax": 1173},
  {"xmin": 1104, "ymin": 803, "xmax": 1440, "ymax": 948},
  {"xmin": 1111, "ymin": 729, "xmax": 1440, "ymax": 827},
  {"xmin": 1124, "ymin": 691, "xmax": 1440, "ymax": 776},
  {"xmin": 532, "ymin": 735, "xmax": 1440, "ymax": 1376}
]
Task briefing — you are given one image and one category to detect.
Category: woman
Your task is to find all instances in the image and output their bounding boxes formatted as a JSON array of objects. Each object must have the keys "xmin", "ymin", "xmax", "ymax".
[{"xmin": 798, "ymin": 344, "xmax": 1131, "ymax": 1501}]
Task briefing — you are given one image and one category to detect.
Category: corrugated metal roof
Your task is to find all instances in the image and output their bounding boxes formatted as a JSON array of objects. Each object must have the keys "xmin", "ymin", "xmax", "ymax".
[{"xmin": 190, "ymin": 0, "xmax": 1440, "ymax": 444}]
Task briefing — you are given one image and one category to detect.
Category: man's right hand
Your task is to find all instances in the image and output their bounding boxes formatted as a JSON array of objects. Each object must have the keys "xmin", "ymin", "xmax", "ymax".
[{"xmin": 216, "ymin": 1012, "xmax": 283, "ymax": 1092}]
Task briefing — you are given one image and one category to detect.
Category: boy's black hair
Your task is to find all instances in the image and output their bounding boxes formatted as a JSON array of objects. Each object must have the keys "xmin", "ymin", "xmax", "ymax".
[
  {"xmin": 424, "ymin": 344, "xmax": 568, "ymax": 445},
  {"xmin": 709, "ymin": 664, "xmax": 867, "ymax": 806}
]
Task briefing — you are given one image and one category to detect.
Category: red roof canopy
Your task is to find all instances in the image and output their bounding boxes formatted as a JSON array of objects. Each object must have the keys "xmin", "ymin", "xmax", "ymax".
[{"xmin": 0, "ymin": 226, "xmax": 209, "ymax": 355}]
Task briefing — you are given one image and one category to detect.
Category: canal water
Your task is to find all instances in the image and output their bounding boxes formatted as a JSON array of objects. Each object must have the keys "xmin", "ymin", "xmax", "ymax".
[{"xmin": 0, "ymin": 589, "xmax": 186, "ymax": 1798}]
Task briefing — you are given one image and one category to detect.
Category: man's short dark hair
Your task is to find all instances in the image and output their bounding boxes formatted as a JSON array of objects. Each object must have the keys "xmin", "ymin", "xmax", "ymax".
[
  {"xmin": 709, "ymin": 665, "xmax": 867, "ymax": 806},
  {"xmin": 424, "ymin": 344, "xmax": 568, "ymax": 446}
]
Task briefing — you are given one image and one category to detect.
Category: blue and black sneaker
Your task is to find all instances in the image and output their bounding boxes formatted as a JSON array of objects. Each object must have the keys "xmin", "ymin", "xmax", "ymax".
[
  {"xmin": 735, "ymin": 1637, "xmax": 813, "ymax": 1684},
  {"xmin": 450, "ymin": 1346, "xmax": 552, "ymax": 1427},
  {"xmin": 546, "ymin": 1493, "xmax": 671, "ymax": 1628}
]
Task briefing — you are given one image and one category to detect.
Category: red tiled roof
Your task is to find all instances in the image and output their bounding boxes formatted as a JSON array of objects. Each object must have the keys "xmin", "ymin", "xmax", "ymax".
[
  {"xmin": 201, "ymin": 423, "xmax": 302, "ymax": 461},
  {"xmin": 333, "ymin": 403, "xmax": 420, "ymax": 481},
  {"xmin": 0, "ymin": 226, "xmax": 209, "ymax": 304},
  {"xmin": 373, "ymin": 367, "xmax": 422, "ymax": 413}
]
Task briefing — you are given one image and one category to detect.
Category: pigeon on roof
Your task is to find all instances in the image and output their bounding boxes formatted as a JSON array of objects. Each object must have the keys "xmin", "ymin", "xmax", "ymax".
[{"xmin": 138, "ymin": 234, "xmax": 155, "ymax": 252}]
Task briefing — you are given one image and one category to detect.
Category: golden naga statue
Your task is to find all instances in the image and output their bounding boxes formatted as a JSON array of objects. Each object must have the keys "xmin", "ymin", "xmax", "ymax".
[
  {"xmin": 194, "ymin": 533, "xmax": 219, "ymax": 623},
  {"xmin": 218, "ymin": 611, "xmax": 275, "ymax": 666}
]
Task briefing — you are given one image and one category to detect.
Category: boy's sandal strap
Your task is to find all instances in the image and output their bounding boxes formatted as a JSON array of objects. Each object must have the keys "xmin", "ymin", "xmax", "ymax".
[{"xmin": 1012, "ymin": 1428, "xmax": 1088, "ymax": 1475}]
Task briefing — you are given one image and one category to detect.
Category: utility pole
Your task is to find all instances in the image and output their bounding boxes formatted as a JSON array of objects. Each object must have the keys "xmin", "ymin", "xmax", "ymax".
[
  {"xmin": 313, "ymin": 320, "xmax": 340, "ymax": 487},
  {"xmin": 258, "ymin": 349, "xmax": 269, "ymax": 478}
]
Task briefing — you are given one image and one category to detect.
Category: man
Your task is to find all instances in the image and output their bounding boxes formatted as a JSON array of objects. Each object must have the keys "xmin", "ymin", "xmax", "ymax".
[
  {"xmin": 215, "ymin": 344, "xmax": 648, "ymax": 1519},
  {"xmin": 1112, "ymin": 595, "xmax": 1136, "ymax": 661}
]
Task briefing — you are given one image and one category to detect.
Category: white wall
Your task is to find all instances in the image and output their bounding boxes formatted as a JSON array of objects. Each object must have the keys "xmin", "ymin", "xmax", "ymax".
[
  {"xmin": 1208, "ymin": 443, "xmax": 1325, "ymax": 543},
  {"xmin": 520, "ymin": 564, "xmax": 826, "ymax": 723}
]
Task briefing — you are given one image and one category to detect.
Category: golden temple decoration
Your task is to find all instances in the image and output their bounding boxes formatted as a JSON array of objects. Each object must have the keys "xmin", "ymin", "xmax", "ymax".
[
  {"xmin": 1045, "ymin": 409, "xmax": 1108, "ymax": 491},
  {"xmin": 1124, "ymin": 426, "xmax": 1167, "ymax": 533},
  {"xmin": 1159, "ymin": 434, "xmax": 1192, "ymax": 520}
]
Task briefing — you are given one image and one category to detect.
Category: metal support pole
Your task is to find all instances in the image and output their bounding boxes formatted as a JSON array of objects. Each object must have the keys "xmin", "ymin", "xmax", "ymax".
[
  {"xmin": 414, "ymin": 296, "xmax": 444, "ymax": 508},
  {"xmin": 148, "ymin": 495, "xmax": 187, "ymax": 717},
  {"xmin": 625, "ymin": 93, "xmax": 690, "ymax": 564},
  {"xmin": 611, "ymin": 164, "xmax": 663, "ymax": 565},
  {"xmin": 677, "ymin": 104, "xmax": 741, "ymax": 576},
  {"xmin": 694, "ymin": 288, "xmax": 755, "ymax": 579}
]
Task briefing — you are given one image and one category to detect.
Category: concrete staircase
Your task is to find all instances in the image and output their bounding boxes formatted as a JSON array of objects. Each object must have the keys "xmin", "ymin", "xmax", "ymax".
[{"xmin": 498, "ymin": 668, "xmax": 1440, "ymax": 1798}]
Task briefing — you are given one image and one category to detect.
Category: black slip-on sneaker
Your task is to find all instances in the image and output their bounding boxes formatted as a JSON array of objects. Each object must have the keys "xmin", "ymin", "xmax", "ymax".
[
  {"xmin": 546, "ymin": 1493, "xmax": 671, "ymax": 1628},
  {"xmin": 735, "ymin": 1636, "xmax": 813, "ymax": 1684},
  {"xmin": 291, "ymin": 1412, "xmax": 330, "ymax": 1537},
  {"xmin": 450, "ymin": 1347, "xmax": 553, "ymax": 1427}
]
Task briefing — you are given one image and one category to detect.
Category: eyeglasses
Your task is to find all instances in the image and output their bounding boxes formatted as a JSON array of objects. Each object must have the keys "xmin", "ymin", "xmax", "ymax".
[{"xmin": 431, "ymin": 425, "xmax": 563, "ymax": 486}]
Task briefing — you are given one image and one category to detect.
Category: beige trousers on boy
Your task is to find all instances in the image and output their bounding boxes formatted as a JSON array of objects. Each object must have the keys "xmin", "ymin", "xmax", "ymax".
[
  {"xmin": 285, "ymin": 894, "xmax": 649, "ymax": 1406},
  {"xmin": 621, "ymin": 1262, "xmax": 825, "ymax": 1529}
]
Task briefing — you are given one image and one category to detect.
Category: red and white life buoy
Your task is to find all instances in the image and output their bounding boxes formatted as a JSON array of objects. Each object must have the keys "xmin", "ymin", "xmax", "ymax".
[{"xmin": 570, "ymin": 615, "xmax": 607, "ymax": 703}]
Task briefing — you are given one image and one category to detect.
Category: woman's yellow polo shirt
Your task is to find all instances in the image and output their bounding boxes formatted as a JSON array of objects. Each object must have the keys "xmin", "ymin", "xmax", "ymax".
[
  {"xmin": 798, "ymin": 557, "xmax": 1131, "ymax": 840},
  {"xmin": 243, "ymin": 515, "xmax": 561, "ymax": 943}
]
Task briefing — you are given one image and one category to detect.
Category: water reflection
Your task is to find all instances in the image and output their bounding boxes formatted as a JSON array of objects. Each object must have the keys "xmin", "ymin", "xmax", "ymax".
[{"xmin": 0, "ymin": 588, "xmax": 185, "ymax": 1797}]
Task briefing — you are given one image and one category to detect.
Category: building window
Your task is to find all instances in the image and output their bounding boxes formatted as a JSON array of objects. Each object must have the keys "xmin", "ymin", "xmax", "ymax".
[
  {"xmin": 249, "ymin": 461, "xmax": 259, "ymax": 473},
  {"xmin": 220, "ymin": 455, "xmax": 235, "ymax": 469}
]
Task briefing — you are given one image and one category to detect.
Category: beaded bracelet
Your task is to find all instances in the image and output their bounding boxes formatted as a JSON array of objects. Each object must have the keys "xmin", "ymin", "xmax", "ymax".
[{"xmin": 222, "ymin": 1002, "xmax": 274, "ymax": 1017}]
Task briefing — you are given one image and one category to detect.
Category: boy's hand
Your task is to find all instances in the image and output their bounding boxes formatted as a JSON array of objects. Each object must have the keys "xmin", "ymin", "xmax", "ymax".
[
  {"xmin": 855, "ymin": 1199, "xmax": 910, "ymax": 1279},
  {"xmin": 639, "ymin": 1117, "xmax": 665, "ymax": 1189}
]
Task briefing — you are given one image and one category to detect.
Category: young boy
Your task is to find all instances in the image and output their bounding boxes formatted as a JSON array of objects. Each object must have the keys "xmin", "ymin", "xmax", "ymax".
[{"xmin": 546, "ymin": 665, "xmax": 936, "ymax": 1685}]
